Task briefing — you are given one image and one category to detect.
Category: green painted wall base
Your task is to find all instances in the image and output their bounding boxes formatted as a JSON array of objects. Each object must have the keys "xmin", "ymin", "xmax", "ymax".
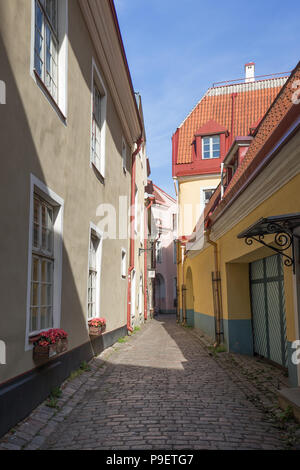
[
  {"xmin": 287, "ymin": 341, "xmax": 299, "ymax": 387},
  {"xmin": 178, "ymin": 309, "xmax": 298, "ymax": 387},
  {"xmin": 223, "ymin": 318, "xmax": 253, "ymax": 356},
  {"xmin": 159, "ymin": 310, "xmax": 176, "ymax": 315}
]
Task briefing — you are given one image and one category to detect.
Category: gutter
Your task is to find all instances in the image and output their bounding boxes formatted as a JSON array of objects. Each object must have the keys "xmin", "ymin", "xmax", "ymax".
[
  {"xmin": 127, "ymin": 137, "xmax": 143, "ymax": 332},
  {"xmin": 230, "ymin": 93, "xmax": 237, "ymax": 147},
  {"xmin": 107, "ymin": 0, "xmax": 143, "ymax": 133},
  {"xmin": 211, "ymin": 112, "xmax": 300, "ymax": 227},
  {"xmin": 205, "ymin": 230, "xmax": 223, "ymax": 346},
  {"xmin": 181, "ymin": 243, "xmax": 186, "ymax": 324}
]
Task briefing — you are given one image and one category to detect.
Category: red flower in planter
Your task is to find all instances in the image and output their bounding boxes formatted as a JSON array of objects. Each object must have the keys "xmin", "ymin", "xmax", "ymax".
[
  {"xmin": 34, "ymin": 328, "xmax": 68, "ymax": 347},
  {"xmin": 88, "ymin": 318, "xmax": 106, "ymax": 328}
]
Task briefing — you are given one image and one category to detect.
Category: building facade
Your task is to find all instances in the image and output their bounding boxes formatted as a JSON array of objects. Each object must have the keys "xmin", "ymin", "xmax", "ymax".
[
  {"xmin": 0, "ymin": 0, "xmax": 149, "ymax": 437},
  {"xmin": 172, "ymin": 61, "xmax": 300, "ymax": 387},
  {"xmin": 151, "ymin": 184, "xmax": 177, "ymax": 314}
]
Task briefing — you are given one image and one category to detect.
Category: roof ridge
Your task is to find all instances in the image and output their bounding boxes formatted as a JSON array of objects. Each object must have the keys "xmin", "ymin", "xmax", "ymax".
[
  {"xmin": 207, "ymin": 76, "xmax": 288, "ymax": 96},
  {"xmin": 212, "ymin": 74, "xmax": 290, "ymax": 89},
  {"xmin": 153, "ymin": 183, "xmax": 176, "ymax": 203}
]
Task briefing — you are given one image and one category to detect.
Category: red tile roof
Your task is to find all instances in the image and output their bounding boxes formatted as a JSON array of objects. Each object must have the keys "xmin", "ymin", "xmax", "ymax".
[
  {"xmin": 207, "ymin": 61, "xmax": 300, "ymax": 224},
  {"xmin": 176, "ymin": 77, "xmax": 288, "ymax": 165},
  {"xmin": 195, "ymin": 120, "xmax": 228, "ymax": 136},
  {"xmin": 152, "ymin": 183, "xmax": 176, "ymax": 205}
]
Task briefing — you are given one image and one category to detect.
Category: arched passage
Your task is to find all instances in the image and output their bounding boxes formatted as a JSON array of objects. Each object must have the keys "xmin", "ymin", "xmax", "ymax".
[
  {"xmin": 186, "ymin": 267, "xmax": 194, "ymax": 326},
  {"xmin": 155, "ymin": 273, "xmax": 166, "ymax": 313}
]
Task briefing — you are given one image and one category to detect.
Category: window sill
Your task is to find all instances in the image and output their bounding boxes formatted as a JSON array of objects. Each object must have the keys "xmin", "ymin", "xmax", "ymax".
[
  {"xmin": 91, "ymin": 161, "xmax": 105, "ymax": 184},
  {"xmin": 33, "ymin": 69, "xmax": 67, "ymax": 124},
  {"xmin": 202, "ymin": 156, "xmax": 221, "ymax": 160},
  {"xmin": 28, "ymin": 333, "xmax": 42, "ymax": 344}
]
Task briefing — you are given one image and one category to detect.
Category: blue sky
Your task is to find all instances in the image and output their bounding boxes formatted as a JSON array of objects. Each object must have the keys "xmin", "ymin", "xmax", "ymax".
[{"xmin": 114, "ymin": 0, "xmax": 300, "ymax": 197}]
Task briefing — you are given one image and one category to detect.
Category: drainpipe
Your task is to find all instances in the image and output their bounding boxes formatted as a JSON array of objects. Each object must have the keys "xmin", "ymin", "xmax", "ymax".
[
  {"xmin": 205, "ymin": 230, "xmax": 223, "ymax": 345},
  {"xmin": 127, "ymin": 136, "xmax": 143, "ymax": 333},
  {"xmin": 144, "ymin": 196, "xmax": 155, "ymax": 321},
  {"xmin": 181, "ymin": 243, "xmax": 186, "ymax": 324},
  {"xmin": 230, "ymin": 93, "xmax": 237, "ymax": 147}
]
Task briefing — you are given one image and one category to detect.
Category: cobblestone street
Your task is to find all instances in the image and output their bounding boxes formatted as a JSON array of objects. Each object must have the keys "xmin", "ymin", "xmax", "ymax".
[{"xmin": 1, "ymin": 315, "xmax": 300, "ymax": 450}]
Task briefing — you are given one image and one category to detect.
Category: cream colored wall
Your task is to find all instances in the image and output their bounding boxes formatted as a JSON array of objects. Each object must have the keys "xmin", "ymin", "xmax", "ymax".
[
  {"xmin": 178, "ymin": 245, "xmax": 216, "ymax": 318},
  {"xmin": 178, "ymin": 176, "xmax": 220, "ymax": 236},
  {"xmin": 217, "ymin": 173, "xmax": 300, "ymax": 342},
  {"xmin": 177, "ymin": 172, "xmax": 300, "ymax": 344},
  {"xmin": 0, "ymin": 0, "xmax": 135, "ymax": 382}
]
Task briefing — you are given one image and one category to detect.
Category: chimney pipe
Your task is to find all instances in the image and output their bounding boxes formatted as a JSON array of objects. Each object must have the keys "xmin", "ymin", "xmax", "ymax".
[{"xmin": 245, "ymin": 62, "xmax": 255, "ymax": 83}]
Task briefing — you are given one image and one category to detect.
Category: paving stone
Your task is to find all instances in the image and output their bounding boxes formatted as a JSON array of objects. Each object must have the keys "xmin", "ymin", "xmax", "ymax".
[{"xmin": 2, "ymin": 315, "xmax": 300, "ymax": 450}]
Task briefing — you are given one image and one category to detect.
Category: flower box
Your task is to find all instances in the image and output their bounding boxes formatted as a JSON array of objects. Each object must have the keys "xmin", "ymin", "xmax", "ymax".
[
  {"xmin": 56, "ymin": 338, "xmax": 68, "ymax": 354},
  {"xmin": 88, "ymin": 318, "xmax": 106, "ymax": 336},
  {"xmin": 33, "ymin": 343, "xmax": 57, "ymax": 360},
  {"xmin": 89, "ymin": 325, "xmax": 106, "ymax": 336},
  {"xmin": 32, "ymin": 328, "xmax": 68, "ymax": 361}
]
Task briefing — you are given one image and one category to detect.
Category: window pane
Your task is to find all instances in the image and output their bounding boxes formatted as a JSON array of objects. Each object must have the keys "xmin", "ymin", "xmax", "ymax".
[
  {"xmin": 41, "ymin": 260, "xmax": 48, "ymax": 282},
  {"xmin": 47, "ymin": 285, "xmax": 52, "ymax": 305},
  {"xmin": 35, "ymin": 3, "xmax": 44, "ymax": 78},
  {"xmin": 94, "ymin": 86, "xmax": 101, "ymax": 125},
  {"xmin": 47, "ymin": 307, "xmax": 53, "ymax": 328},
  {"xmin": 33, "ymin": 198, "xmax": 40, "ymax": 248},
  {"xmin": 40, "ymin": 307, "xmax": 47, "ymax": 329},
  {"xmin": 31, "ymin": 283, "xmax": 39, "ymax": 306},
  {"xmin": 41, "ymin": 284, "xmax": 47, "ymax": 305},
  {"xmin": 30, "ymin": 307, "xmax": 38, "ymax": 332},
  {"xmin": 35, "ymin": 1, "xmax": 58, "ymax": 101},
  {"xmin": 45, "ymin": 0, "xmax": 57, "ymax": 32},
  {"xmin": 32, "ymin": 257, "xmax": 39, "ymax": 281}
]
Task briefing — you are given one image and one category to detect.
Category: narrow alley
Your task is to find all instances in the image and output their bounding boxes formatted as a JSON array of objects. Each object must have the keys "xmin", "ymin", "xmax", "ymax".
[{"xmin": 2, "ymin": 315, "xmax": 299, "ymax": 451}]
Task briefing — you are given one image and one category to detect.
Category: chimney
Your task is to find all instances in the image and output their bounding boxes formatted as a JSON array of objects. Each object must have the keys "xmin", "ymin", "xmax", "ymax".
[{"xmin": 245, "ymin": 62, "xmax": 255, "ymax": 83}]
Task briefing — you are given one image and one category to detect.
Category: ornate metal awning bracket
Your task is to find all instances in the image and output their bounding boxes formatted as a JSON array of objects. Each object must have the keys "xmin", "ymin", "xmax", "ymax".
[{"xmin": 244, "ymin": 221, "xmax": 300, "ymax": 273}]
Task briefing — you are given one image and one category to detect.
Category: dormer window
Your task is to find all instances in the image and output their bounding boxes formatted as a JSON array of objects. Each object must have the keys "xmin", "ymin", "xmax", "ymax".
[{"xmin": 202, "ymin": 135, "xmax": 220, "ymax": 159}]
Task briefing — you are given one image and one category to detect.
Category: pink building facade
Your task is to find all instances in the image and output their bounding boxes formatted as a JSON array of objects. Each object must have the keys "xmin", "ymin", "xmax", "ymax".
[{"xmin": 151, "ymin": 184, "xmax": 177, "ymax": 314}]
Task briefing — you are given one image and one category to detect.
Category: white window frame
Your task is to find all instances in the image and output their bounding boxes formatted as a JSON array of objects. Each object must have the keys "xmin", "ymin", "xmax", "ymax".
[
  {"xmin": 121, "ymin": 248, "xmax": 127, "ymax": 279},
  {"xmin": 202, "ymin": 187, "xmax": 215, "ymax": 206},
  {"xmin": 138, "ymin": 275, "xmax": 143, "ymax": 316},
  {"xmin": 86, "ymin": 223, "xmax": 103, "ymax": 321},
  {"xmin": 131, "ymin": 269, "xmax": 136, "ymax": 319},
  {"xmin": 30, "ymin": 196, "xmax": 54, "ymax": 333},
  {"xmin": 122, "ymin": 136, "xmax": 127, "ymax": 173},
  {"xmin": 140, "ymin": 205, "xmax": 144, "ymax": 244},
  {"xmin": 30, "ymin": 0, "xmax": 68, "ymax": 118},
  {"xmin": 25, "ymin": 174, "xmax": 64, "ymax": 351},
  {"xmin": 134, "ymin": 186, "xmax": 138, "ymax": 234},
  {"xmin": 202, "ymin": 135, "xmax": 220, "ymax": 159},
  {"xmin": 90, "ymin": 59, "xmax": 107, "ymax": 178}
]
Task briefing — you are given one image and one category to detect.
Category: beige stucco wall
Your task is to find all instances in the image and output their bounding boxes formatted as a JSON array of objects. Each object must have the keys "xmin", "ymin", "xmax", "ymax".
[
  {"xmin": 131, "ymin": 144, "xmax": 148, "ymax": 326},
  {"xmin": 178, "ymin": 176, "xmax": 220, "ymax": 236},
  {"xmin": 0, "ymin": 0, "xmax": 140, "ymax": 383}
]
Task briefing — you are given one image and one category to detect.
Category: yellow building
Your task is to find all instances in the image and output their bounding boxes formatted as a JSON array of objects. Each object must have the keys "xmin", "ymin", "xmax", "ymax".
[{"xmin": 173, "ymin": 62, "xmax": 300, "ymax": 387}]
